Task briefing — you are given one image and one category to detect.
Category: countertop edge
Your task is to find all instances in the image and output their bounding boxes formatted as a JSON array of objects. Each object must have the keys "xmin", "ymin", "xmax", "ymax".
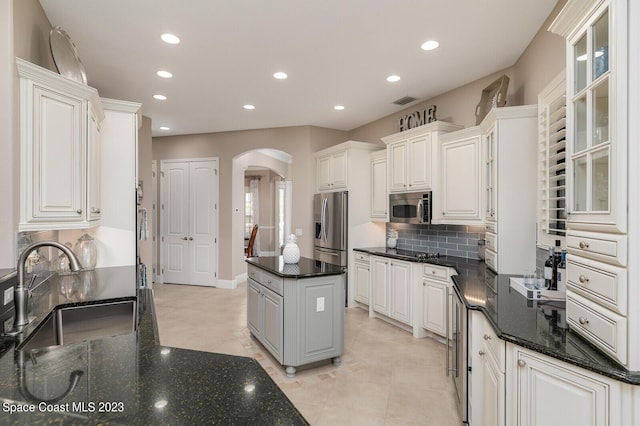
[{"xmin": 452, "ymin": 276, "xmax": 640, "ymax": 385}]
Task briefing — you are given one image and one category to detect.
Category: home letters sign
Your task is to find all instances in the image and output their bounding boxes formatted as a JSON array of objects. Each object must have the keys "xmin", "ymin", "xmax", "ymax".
[{"xmin": 398, "ymin": 105, "xmax": 437, "ymax": 131}]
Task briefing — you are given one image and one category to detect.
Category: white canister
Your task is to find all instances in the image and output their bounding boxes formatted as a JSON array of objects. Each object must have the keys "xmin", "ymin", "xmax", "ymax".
[{"xmin": 282, "ymin": 234, "xmax": 300, "ymax": 264}]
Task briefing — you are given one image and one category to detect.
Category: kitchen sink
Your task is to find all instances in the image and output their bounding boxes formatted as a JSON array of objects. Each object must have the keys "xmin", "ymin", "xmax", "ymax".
[{"xmin": 17, "ymin": 299, "xmax": 137, "ymax": 352}]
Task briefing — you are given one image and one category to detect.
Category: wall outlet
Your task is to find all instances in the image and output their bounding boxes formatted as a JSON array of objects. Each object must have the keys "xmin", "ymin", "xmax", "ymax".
[
  {"xmin": 316, "ymin": 297, "xmax": 325, "ymax": 312},
  {"xmin": 3, "ymin": 286, "xmax": 13, "ymax": 306}
]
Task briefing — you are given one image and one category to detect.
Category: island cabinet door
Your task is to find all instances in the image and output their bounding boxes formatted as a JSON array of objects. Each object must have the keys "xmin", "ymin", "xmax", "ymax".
[
  {"xmin": 247, "ymin": 279, "xmax": 262, "ymax": 337},
  {"xmin": 262, "ymin": 286, "xmax": 284, "ymax": 363}
]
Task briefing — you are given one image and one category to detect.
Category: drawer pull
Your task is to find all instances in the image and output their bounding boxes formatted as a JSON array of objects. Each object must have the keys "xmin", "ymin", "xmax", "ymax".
[
  {"xmin": 578, "ymin": 317, "xmax": 590, "ymax": 325},
  {"xmin": 478, "ymin": 350, "xmax": 485, "ymax": 356},
  {"xmin": 432, "ymin": 271, "xmax": 437, "ymax": 275},
  {"xmin": 579, "ymin": 241, "xmax": 590, "ymax": 249},
  {"xmin": 483, "ymin": 334, "xmax": 491, "ymax": 341},
  {"xmin": 518, "ymin": 359, "xmax": 526, "ymax": 368},
  {"xmin": 578, "ymin": 275, "xmax": 589, "ymax": 283}
]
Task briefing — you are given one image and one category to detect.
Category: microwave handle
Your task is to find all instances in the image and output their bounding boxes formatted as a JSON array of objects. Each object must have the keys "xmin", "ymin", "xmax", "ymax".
[{"xmin": 417, "ymin": 199, "xmax": 424, "ymax": 224}]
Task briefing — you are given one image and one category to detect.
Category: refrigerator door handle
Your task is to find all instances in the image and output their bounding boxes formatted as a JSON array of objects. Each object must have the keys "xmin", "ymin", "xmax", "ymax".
[{"xmin": 322, "ymin": 197, "xmax": 329, "ymax": 242}]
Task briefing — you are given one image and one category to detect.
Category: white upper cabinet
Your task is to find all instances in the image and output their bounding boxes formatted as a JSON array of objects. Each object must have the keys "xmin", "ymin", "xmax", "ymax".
[
  {"xmin": 550, "ymin": 0, "xmax": 640, "ymax": 369},
  {"xmin": 437, "ymin": 126, "xmax": 483, "ymax": 224},
  {"xmin": 316, "ymin": 149, "xmax": 348, "ymax": 191},
  {"xmin": 370, "ymin": 150, "xmax": 388, "ymax": 221},
  {"xmin": 551, "ymin": 0, "xmax": 625, "ymax": 233},
  {"xmin": 479, "ymin": 106, "xmax": 538, "ymax": 275},
  {"xmin": 382, "ymin": 121, "xmax": 462, "ymax": 194},
  {"xmin": 17, "ymin": 58, "xmax": 104, "ymax": 231}
]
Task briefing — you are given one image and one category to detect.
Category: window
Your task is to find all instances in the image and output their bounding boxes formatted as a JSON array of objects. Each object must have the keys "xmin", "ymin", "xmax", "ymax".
[
  {"xmin": 244, "ymin": 186, "xmax": 255, "ymax": 238},
  {"xmin": 538, "ymin": 71, "xmax": 567, "ymax": 247}
]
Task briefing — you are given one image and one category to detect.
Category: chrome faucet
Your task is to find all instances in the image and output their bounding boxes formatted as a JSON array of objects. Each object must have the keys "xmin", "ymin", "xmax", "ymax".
[{"xmin": 13, "ymin": 241, "xmax": 82, "ymax": 330}]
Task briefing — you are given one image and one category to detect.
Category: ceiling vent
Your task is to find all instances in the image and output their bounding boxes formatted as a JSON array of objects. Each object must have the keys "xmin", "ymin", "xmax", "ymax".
[{"xmin": 392, "ymin": 96, "xmax": 418, "ymax": 106}]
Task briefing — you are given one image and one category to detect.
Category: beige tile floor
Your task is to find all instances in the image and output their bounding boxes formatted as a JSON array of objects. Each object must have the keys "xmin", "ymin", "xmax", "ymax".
[{"xmin": 153, "ymin": 282, "xmax": 461, "ymax": 426}]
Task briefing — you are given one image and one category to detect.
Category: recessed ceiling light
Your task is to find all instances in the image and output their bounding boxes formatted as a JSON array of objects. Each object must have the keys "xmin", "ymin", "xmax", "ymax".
[
  {"xmin": 157, "ymin": 70, "xmax": 173, "ymax": 78},
  {"xmin": 161, "ymin": 33, "xmax": 180, "ymax": 44},
  {"xmin": 243, "ymin": 104, "xmax": 255, "ymax": 110},
  {"xmin": 386, "ymin": 75, "xmax": 401, "ymax": 83},
  {"xmin": 421, "ymin": 40, "xmax": 440, "ymax": 51},
  {"xmin": 153, "ymin": 94, "xmax": 167, "ymax": 100},
  {"xmin": 159, "ymin": 126, "xmax": 170, "ymax": 131},
  {"xmin": 273, "ymin": 72, "xmax": 288, "ymax": 80},
  {"xmin": 334, "ymin": 105, "xmax": 345, "ymax": 111}
]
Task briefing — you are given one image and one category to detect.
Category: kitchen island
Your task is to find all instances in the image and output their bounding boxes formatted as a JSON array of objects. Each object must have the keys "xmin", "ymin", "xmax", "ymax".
[
  {"xmin": 0, "ymin": 267, "xmax": 308, "ymax": 425},
  {"xmin": 245, "ymin": 256, "xmax": 345, "ymax": 378}
]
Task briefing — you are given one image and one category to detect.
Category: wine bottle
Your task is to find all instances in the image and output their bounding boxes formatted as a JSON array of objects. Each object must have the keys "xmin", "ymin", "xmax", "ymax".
[
  {"xmin": 551, "ymin": 240, "xmax": 562, "ymax": 291},
  {"xmin": 544, "ymin": 247, "xmax": 554, "ymax": 289}
]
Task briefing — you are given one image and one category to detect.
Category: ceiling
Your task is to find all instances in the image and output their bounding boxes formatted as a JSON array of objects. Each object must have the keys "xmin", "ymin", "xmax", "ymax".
[{"xmin": 39, "ymin": 0, "xmax": 558, "ymax": 137}]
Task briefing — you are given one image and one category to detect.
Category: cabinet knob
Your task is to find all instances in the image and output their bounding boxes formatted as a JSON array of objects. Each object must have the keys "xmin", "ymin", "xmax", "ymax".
[
  {"xmin": 578, "ymin": 316, "xmax": 589, "ymax": 325},
  {"xmin": 423, "ymin": 282, "xmax": 426, "ymax": 286},
  {"xmin": 518, "ymin": 359, "xmax": 526, "ymax": 368},
  {"xmin": 91, "ymin": 207, "xmax": 101, "ymax": 213},
  {"xmin": 188, "ymin": 237, "xmax": 193, "ymax": 241},
  {"xmin": 578, "ymin": 275, "xmax": 589, "ymax": 283},
  {"xmin": 478, "ymin": 350, "xmax": 485, "ymax": 356},
  {"xmin": 483, "ymin": 334, "xmax": 491, "ymax": 341},
  {"xmin": 76, "ymin": 209, "xmax": 83, "ymax": 214},
  {"xmin": 579, "ymin": 241, "xmax": 590, "ymax": 249},
  {"xmin": 182, "ymin": 237, "xmax": 188, "ymax": 240},
  {"xmin": 442, "ymin": 212, "xmax": 446, "ymax": 216}
]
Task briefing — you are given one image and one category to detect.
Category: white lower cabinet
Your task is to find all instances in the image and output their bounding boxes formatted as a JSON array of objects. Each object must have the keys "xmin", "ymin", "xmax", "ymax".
[
  {"xmin": 371, "ymin": 255, "xmax": 412, "ymax": 326},
  {"xmin": 470, "ymin": 311, "xmax": 506, "ymax": 426},
  {"xmin": 353, "ymin": 253, "xmax": 370, "ymax": 305},
  {"xmin": 506, "ymin": 344, "xmax": 622, "ymax": 426},
  {"xmin": 421, "ymin": 265, "xmax": 451, "ymax": 336}
]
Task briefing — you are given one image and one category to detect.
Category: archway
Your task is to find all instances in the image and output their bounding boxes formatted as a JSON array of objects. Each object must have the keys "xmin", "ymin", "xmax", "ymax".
[{"xmin": 231, "ymin": 149, "xmax": 293, "ymax": 285}]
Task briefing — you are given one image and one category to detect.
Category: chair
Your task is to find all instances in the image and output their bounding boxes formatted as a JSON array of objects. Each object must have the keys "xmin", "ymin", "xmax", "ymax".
[{"xmin": 245, "ymin": 224, "xmax": 258, "ymax": 258}]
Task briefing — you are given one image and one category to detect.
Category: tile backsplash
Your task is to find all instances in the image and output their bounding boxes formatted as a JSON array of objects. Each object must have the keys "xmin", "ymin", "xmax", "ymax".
[{"xmin": 387, "ymin": 223, "xmax": 486, "ymax": 259}]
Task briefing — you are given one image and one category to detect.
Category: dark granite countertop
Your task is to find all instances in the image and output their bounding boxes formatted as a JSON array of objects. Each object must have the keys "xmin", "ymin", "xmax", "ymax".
[
  {"xmin": 0, "ymin": 267, "xmax": 308, "ymax": 424},
  {"xmin": 246, "ymin": 255, "xmax": 345, "ymax": 278},
  {"xmin": 355, "ymin": 247, "xmax": 640, "ymax": 385}
]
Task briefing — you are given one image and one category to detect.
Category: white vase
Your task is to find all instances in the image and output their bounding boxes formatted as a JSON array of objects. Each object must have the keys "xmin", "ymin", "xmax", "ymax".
[{"xmin": 282, "ymin": 234, "xmax": 300, "ymax": 264}]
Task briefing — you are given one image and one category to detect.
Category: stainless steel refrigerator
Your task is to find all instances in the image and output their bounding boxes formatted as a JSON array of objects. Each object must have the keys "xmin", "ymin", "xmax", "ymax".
[{"xmin": 313, "ymin": 191, "xmax": 348, "ymax": 267}]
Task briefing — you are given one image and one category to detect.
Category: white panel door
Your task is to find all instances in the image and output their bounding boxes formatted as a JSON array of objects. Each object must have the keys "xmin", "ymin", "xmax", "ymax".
[
  {"xmin": 163, "ymin": 162, "xmax": 190, "ymax": 284},
  {"xmin": 162, "ymin": 159, "xmax": 218, "ymax": 286},
  {"xmin": 189, "ymin": 161, "xmax": 217, "ymax": 285}
]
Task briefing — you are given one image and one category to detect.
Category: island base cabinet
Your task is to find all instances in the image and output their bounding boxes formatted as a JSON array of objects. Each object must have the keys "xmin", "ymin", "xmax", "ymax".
[
  {"xmin": 507, "ymin": 344, "xmax": 622, "ymax": 426},
  {"xmin": 246, "ymin": 265, "xmax": 344, "ymax": 378},
  {"xmin": 284, "ymin": 275, "xmax": 345, "ymax": 375}
]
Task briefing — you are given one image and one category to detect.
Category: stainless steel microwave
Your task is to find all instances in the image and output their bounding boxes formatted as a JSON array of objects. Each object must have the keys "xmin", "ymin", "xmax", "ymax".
[{"xmin": 389, "ymin": 192, "xmax": 432, "ymax": 224}]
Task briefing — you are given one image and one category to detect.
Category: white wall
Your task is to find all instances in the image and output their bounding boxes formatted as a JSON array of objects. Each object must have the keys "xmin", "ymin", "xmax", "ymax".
[{"xmin": 0, "ymin": 0, "xmax": 15, "ymax": 268}]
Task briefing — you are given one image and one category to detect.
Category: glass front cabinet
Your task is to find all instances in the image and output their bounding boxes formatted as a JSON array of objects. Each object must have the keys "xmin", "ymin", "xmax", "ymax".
[{"xmin": 554, "ymin": 0, "xmax": 626, "ymax": 233}]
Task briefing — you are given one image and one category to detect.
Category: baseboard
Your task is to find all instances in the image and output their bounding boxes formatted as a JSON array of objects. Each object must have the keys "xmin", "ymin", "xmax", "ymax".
[{"xmin": 216, "ymin": 274, "xmax": 244, "ymax": 289}]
